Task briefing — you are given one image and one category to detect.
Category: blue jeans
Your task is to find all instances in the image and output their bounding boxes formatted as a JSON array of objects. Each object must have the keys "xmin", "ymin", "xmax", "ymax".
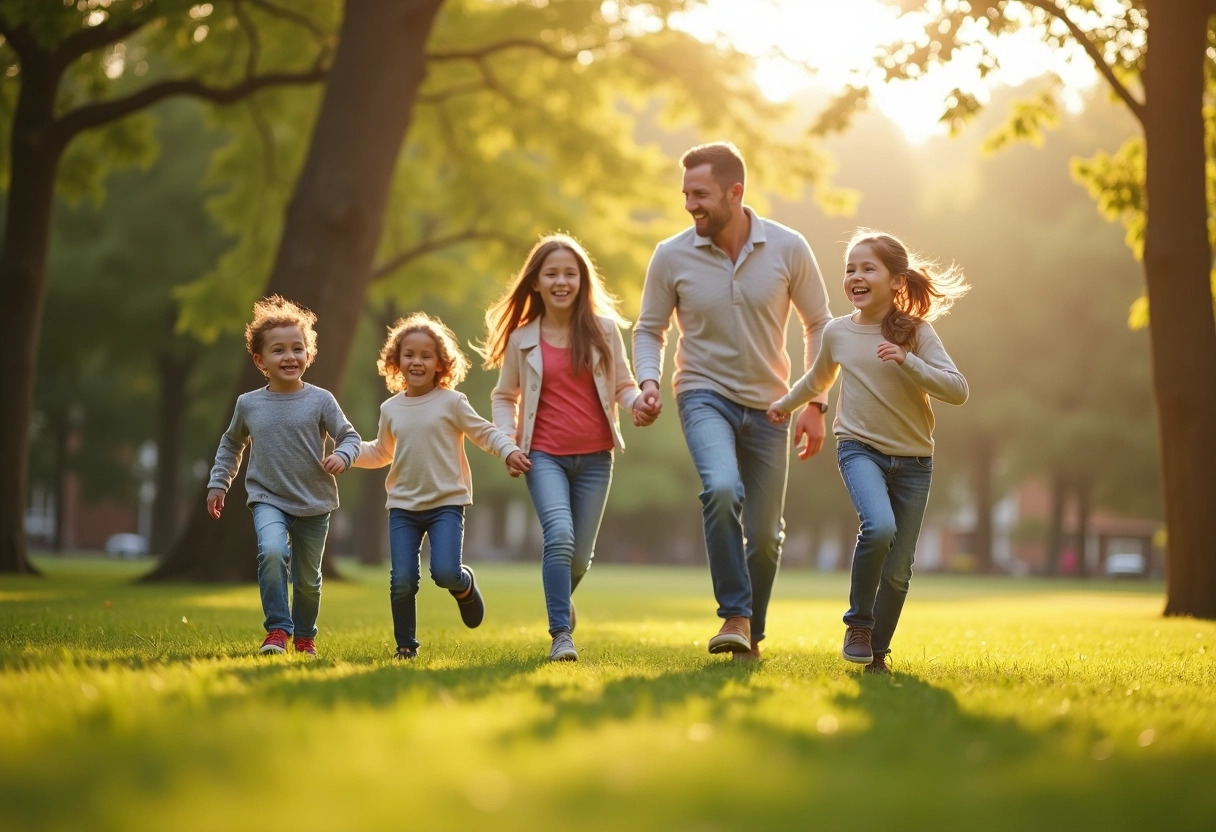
[
  {"xmin": 676, "ymin": 390, "xmax": 789, "ymax": 643},
  {"xmin": 251, "ymin": 503, "xmax": 331, "ymax": 638},
  {"xmin": 524, "ymin": 449, "xmax": 613, "ymax": 636},
  {"xmin": 388, "ymin": 505, "xmax": 469, "ymax": 650},
  {"xmin": 836, "ymin": 439, "xmax": 933, "ymax": 656}
]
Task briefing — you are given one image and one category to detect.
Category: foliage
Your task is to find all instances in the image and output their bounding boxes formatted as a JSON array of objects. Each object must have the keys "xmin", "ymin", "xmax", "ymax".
[{"xmin": 2, "ymin": 558, "xmax": 1214, "ymax": 831}]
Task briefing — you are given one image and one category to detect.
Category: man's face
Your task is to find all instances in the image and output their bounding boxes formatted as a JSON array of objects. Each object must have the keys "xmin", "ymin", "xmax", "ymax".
[{"xmin": 682, "ymin": 164, "xmax": 735, "ymax": 239}]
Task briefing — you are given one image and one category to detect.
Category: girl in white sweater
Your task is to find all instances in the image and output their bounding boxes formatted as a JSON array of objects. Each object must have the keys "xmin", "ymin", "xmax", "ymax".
[{"xmin": 356, "ymin": 313, "xmax": 530, "ymax": 660}]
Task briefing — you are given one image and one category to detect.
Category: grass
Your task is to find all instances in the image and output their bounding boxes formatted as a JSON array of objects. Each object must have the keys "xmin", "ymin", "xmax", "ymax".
[{"xmin": 1, "ymin": 556, "xmax": 1213, "ymax": 832}]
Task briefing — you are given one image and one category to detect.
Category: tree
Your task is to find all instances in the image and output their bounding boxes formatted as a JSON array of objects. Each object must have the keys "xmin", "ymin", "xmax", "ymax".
[
  {"xmin": 861, "ymin": 0, "xmax": 1216, "ymax": 615},
  {"xmin": 0, "ymin": 0, "xmax": 331, "ymax": 573}
]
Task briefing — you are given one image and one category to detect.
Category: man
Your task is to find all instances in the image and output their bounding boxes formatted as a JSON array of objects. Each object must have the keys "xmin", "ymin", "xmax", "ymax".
[{"xmin": 633, "ymin": 141, "xmax": 831, "ymax": 661}]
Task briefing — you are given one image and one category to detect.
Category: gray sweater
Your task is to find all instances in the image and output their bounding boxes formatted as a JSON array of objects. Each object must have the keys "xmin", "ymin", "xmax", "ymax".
[{"xmin": 208, "ymin": 383, "xmax": 361, "ymax": 516}]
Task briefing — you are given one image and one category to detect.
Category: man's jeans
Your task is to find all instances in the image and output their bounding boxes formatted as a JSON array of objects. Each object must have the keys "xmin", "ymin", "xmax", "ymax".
[
  {"xmin": 676, "ymin": 389, "xmax": 789, "ymax": 643},
  {"xmin": 388, "ymin": 505, "xmax": 469, "ymax": 650},
  {"xmin": 524, "ymin": 449, "xmax": 613, "ymax": 636},
  {"xmin": 836, "ymin": 439, "xmax": 933, "ymax": 656},
  {"xmin": 251, "ymin": 502, "xmax": 331, "ymax": 638}
]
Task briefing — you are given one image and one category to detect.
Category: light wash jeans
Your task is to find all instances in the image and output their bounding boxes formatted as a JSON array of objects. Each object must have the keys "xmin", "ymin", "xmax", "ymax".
[
  {"xmin": 676, "ymin": 389, "xmax": 789, "ymax": 643},
  {"xmin": 524, "ymin": 449, "xmax": 613, "ymax": 636},
  {"xmin": 388, "ymin": 505, "xmax": 469, "ymax": 650},
  {"xmin": 251, "ymin": 502, "xmax": 331, "ymax": 638},
  {"xmin": 836, "ymin": 439, "xmax": 933, "ymax": 657}
]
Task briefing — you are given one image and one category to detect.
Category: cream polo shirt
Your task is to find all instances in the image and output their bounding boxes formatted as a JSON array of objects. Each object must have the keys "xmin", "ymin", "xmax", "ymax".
[
  {"xmin": 633, "ymin": 207, "xmax": 832, "ymax": 411},
  {"xmin": 490, "ymin": 316, "xmax": 643, "ymax": 454},
  {"xmin": 776, "ymin": 316, "xmax": 969, "ymax": 457},
  {"xmin": 353, "ymin": 387, "xmax": 519, "ymax": 511}
]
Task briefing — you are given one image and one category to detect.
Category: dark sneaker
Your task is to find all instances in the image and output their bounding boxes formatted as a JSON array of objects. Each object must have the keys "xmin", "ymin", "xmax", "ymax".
[
  {"xmin": 864, "ymin": 653, "xmax": 891, "ymax": 675},
  {"xmin": 549, "ymin": 632, "xmax": 578, "ymax": 662},
  {"xmin": 450, "ymin": 565, "xmax": 484, "ymax": 628},
  {"xmin": 708, "ymin": 616, "xmax": 751, "ymax": 654},
  {"xmin": 395, "ymin": 646, "xmax": 418, "ymax": 661},
  {"xmin": 732, "ymin": 639, "xmax": 762, "ymax": 663},
  {"xmin": 259, "ymin": 629, "xmax": 289, "ymax": 655},
  {"xmin": 293, "ymin": 636, "xmax": 317, "ymax": 657},
  {"xmin": 842, "ymin": 626, "xmax": 873, "ymax": 664}
]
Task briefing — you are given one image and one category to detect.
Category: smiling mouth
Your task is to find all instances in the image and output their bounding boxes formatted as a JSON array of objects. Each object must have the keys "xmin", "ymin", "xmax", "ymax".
[{"xmin": 850, "ymin": 286, "xmax": 871, "ymax": 297}]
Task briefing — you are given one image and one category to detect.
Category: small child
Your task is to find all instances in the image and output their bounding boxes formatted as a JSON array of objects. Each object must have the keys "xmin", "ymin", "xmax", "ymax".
[
  {"xmin": 207, "ymin": 295, "xmax": 361, "ymax": 657},
  {"xmin": 354, "ymin": 312, "xmax": 530, "ymax": 661},
  {"xmin": 768, "ymin": 229, "xmax": 969, "ymax": 675}
]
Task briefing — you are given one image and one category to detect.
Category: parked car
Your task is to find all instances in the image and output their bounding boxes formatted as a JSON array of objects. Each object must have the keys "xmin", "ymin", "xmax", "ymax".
[
  {"xmin": 1104, "ymin": 552, "xmax": 1147, "ymax": 579},
  {"xmin": 104, "ymin": 533, "xmax": 149, "ymax": 559}
]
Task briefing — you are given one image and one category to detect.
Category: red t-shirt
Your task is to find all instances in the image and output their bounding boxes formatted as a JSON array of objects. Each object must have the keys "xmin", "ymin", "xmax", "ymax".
[{"xmin": 530, "ymin": 339, "xmax": 614, "ymax": 455}]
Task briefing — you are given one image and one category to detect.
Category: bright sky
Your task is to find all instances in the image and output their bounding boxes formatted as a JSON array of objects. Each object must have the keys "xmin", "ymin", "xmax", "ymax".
[{"xmin": 671, "ymin": 0, "xmax": 1102, "ymax": 144}]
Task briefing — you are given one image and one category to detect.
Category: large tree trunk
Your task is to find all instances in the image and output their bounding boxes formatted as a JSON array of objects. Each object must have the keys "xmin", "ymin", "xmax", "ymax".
[
  {"xmin": 0, "ymin": 50, "xmax": 68, "ymax": 575},
  {"xmin": 1045, "ymin": 471, "xmax": 1065, "ymax": 576},
  {"xmin": 150, "ymin": 349, "xmax": 192, "ymax": 556},
  {"xmin": 145, "ymin": 0, "xmax": 446, "ymax": 582},
  {"xmin": 1143, "ymin": 0, "xmax": 1216, "ymax": 618}
]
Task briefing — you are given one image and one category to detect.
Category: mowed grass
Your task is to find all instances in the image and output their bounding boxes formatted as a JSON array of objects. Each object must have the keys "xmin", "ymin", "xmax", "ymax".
[{"xmin": 2, "ymin": 557, "xmax": 1213, "ymax": 832}]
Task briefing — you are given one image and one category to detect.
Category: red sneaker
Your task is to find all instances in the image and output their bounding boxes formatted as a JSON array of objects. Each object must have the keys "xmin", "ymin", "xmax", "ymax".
[
  {"xmin": 259, "ymin": 629, "xmax": 289, "ymax": 655},
  {"xmin": 293, "ymin": 636, "xmax": 317, "ymax": 656}
]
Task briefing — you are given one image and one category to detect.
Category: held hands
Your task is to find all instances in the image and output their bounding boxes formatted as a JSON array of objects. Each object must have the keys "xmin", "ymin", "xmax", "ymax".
[
  {"xmin": 632, "ymin": 381, "xmax": 663, "ymax": 427},
  {"xmin": 877, "ymin": 341, "xmax": 907, "ymax": 364},
  {"xmin": 322, "ymin": 453, "xmax": 348, "ymax": 474},
  {"xmin": 505, "ymin": 450, "xmax": 531, "ymax": 478},
  {"xmin": 766, "ymin": 402, "xmax": 789, "ymax": 424},
  {"xmin": 206, "ymin": 488, "xmax": 226, "ymax": 519}
]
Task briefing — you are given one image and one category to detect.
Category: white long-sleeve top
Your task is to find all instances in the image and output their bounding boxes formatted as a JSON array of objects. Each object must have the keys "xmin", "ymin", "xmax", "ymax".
[
  {"xmin": 354, "ymin": 387, "xmax": 519, "ymax": 511},
  {"xmin": 776, "ymin": 316, "xmax": 968, "ymax": 457}
]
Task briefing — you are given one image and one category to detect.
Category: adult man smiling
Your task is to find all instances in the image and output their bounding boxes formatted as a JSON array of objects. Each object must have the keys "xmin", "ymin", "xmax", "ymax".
[{"xmin": 633, "ymin": 142, "xmax": 832, "ymax": 660}]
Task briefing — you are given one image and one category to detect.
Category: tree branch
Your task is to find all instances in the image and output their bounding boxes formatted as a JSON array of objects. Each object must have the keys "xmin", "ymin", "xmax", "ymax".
[
  {"xmin": 1021, "ymin": 0, "xmax": 1145, "ymax": 125},
  {"xmin": 233, "ymin": 0, "xmax": 261, "ymax": 79},
  {"xmin": 50, "ymin": 66, "xmax": 328, "ymax": 146},
  {"xmin": 247, "ymin": 0, "xmax": 333, "ymax": 46},
  {"xmin": 55, "ymin": 6, "xmax": 163, "ymax": 65},
  {"xmin": 371, "ymin": 229, "xmax": 514, "ymax": 282},
  {"xmin": 427, "ymin": 38, "xmax": 578, "ymax": 63}
]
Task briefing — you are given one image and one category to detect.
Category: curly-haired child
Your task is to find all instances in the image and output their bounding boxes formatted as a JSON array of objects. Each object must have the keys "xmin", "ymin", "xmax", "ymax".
[
  {"xmin": 207, "ymin": 295, "xmax": 362, "ymax": 657},
  {"xmin": 354, "ymin": 312, "xmax": 530, "ymax": 660}
]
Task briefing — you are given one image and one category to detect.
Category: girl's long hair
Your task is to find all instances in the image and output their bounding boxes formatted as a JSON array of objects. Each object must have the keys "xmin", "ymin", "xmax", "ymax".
[
  {"xmin": 846, "ymin": 229, "xmax": 970, "ymax": 350},
  {"xmin": 477, "ymin": 233, "xmax": 627, "ymax": 375}
]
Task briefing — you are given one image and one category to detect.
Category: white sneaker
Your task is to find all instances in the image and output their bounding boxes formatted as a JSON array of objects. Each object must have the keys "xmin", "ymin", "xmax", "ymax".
[{"xmin": 549, "ymin": 632, "xmax": 578, "ymax": 662}]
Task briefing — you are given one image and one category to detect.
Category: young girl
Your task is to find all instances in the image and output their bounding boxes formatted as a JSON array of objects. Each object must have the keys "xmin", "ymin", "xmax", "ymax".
[
  {"xmin": 354, "ymin": 313, "xmax": 530, "ymax": 661},
  {"xmin": 207, "ymin": 295, "xmax": 362, "ymax": 657},
  {"xmin": 768, "ymin": 229, "xmax": 969, "ymax": 674},
  {"xmin": 479, "ymin": 233, "xmax": 658, "ymax": 662}
]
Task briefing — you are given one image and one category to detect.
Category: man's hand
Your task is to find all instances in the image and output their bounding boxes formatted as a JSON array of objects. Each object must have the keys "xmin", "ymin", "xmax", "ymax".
[
  {"xmin": 634, "ymin": 380, "xmax": 663, "ymax": 427},
  {"xmin": 793, "ymin": 405, "xmax": 827, "ymax": 460},
  {"xmin": 206, "ymin": 488, "xmax": 226, "ymax": 519}
]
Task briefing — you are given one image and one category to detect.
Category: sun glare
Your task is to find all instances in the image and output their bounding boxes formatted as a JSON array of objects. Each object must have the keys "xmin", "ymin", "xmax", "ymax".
[{"xmin": 673, "ymin": 0, "xmax": 1100, "ymax": 145}]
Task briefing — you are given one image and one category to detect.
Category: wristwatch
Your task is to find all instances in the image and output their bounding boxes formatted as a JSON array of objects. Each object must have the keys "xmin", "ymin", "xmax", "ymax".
[{"xmin": 807, "ymin": 401, "xmax": 828, "ymax": 414}]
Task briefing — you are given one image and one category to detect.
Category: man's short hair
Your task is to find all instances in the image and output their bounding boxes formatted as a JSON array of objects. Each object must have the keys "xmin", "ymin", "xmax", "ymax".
[{"xmin": 680, "ymin": 142, "xmax": 746, "ymax": 191}]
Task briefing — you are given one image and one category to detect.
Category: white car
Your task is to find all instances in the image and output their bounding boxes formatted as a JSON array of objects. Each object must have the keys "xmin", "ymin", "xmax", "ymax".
[
  {"xmin": 104, "ymin": 533, "xmax": 149, "ymax": 559},
  {"xmin": 1104, "ymin": 552, "xmax": 1146, "ymax": 578}
]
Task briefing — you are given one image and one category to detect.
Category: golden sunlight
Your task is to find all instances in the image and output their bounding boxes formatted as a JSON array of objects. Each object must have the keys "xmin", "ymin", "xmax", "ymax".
[{"xmin": 673, "ymin": 0, "xmax": 1100, "ymax": 145}]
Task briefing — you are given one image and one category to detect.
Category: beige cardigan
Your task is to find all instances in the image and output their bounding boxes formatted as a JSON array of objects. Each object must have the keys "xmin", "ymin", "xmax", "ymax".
[{"xmin": 490, "ymin": 316, "xmax": 643, "ymax": 454}]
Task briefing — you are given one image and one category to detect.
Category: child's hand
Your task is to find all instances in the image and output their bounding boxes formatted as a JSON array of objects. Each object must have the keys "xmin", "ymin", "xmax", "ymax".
[
  {"xmin": 766, "ymin": 402, "xmax": 789, "ymax": 424},
  {"xmin": 322, "ymin": 453, "xmax": 348, "ymax": 474},
  {"xmin": 206, "ymin": 488, "xmax": 226, "ymax": 519},
  {"xmin": 505, "ymin": 450, "xmax": 531, "ymax": 478},
  {"xmin": 877, "ymin": 341, "xmax": 907, "ymax": 364}
]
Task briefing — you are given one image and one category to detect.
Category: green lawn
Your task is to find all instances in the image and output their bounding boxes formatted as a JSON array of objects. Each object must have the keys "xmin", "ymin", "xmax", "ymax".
[{"xmin": 2, "ymin": 557, "xmax": 1213, "ymax": 832}]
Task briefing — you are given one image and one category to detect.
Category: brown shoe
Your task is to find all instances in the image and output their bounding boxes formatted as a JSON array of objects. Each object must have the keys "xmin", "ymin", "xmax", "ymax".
[
  {"xmin": 732, "ymin": 639, "xmax": 762, "ymax": 663},
  {"xmin": 864, "ymin": 653, "xmax": 891, "ymax": 675},
  {"xmin": 708, "ymin": 616, "xmax": 751, "ymax": 654},
  {"xmin": 842, "ymin": 625, "xmax": 873, "ymax": 663}
]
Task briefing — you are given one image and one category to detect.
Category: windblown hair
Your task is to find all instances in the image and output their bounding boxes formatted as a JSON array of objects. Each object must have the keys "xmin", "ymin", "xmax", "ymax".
[
  {"xmin": 680, "ymin": 141, "xmax": 747, "ymax": 191},
  {"xmin": 377, "ymin": 312, "xmax": 470, "ymax": 393},
  {"xmin": 245, "ymin": 295, "xmax": 319, "ymax": 361},
  {"xmin": 477, "ymin": 233, "xmax": 626, "ymax": 375},
  {"xmin": 846, "ymin": 229, "xmax": 970, "ymax": 350}
]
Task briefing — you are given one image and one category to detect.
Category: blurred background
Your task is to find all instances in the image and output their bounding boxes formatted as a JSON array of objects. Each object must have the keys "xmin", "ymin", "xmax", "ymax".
[{"xmin": 7, "ymin": 0, "xmax": 1176, "ymax": 583}]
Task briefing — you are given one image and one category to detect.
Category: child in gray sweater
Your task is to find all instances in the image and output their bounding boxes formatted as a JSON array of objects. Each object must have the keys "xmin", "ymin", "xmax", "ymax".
[{"xmin": 207, "ymin": 295, "xmax": 361, "ymax": 657}]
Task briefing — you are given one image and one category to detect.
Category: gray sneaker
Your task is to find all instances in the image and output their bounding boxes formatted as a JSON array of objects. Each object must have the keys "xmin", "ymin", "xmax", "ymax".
[{"xmin": 549, "ymin": 632, "xmax": 578, "ymax": 662}]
